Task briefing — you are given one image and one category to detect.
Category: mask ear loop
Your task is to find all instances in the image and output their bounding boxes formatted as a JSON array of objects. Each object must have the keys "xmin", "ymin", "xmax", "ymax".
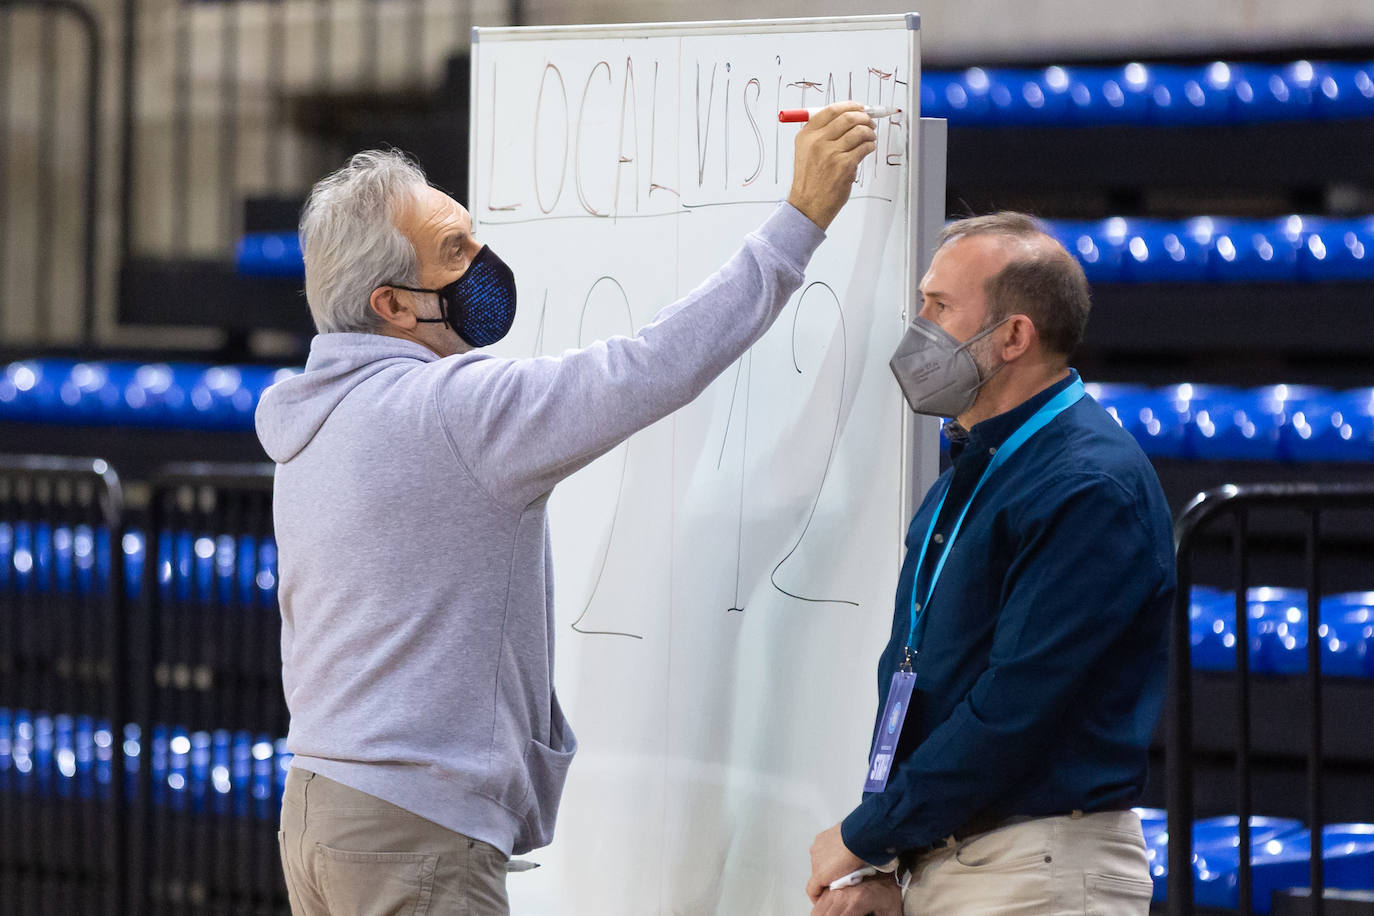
[
  {"xmin": 386, "ymin": 284, "xmax": 452, "ymax": 329},
  {"xmin": 954, "ymin": 314, "xmax": 1017, "ymax": 397}
]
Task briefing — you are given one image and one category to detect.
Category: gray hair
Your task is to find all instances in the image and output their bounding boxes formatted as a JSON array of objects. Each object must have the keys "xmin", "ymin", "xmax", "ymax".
[{"xmin": 298, "ymin": 149, "xmax": 430, "ymax": 334}]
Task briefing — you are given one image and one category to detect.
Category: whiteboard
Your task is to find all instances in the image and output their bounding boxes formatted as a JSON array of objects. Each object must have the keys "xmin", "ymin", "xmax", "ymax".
[{"xmin": 469, "ymin": 15, "xmax": 935, "ymax": 915}]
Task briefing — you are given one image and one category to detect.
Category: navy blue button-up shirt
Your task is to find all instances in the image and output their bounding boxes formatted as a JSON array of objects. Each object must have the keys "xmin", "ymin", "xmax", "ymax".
[{"xmin": 841, "ymin": 370, "xmax": 1175, "ymax": 862}]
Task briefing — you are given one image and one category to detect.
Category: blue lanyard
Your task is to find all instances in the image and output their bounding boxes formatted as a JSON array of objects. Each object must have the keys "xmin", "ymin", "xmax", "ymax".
[{"xmin": 905, "ymin": 377, "xmax": 1086, "ymax": 655}]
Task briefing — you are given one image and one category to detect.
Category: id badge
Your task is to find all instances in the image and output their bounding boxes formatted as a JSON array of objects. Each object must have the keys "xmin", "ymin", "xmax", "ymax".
[{"xmin": 863, "ymin": 671, "xmax": 916, "ymax": 793}]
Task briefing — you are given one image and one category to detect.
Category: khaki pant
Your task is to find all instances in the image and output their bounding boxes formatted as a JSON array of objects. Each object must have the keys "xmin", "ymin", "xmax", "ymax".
[
  {"xmin": 278, "ymin": 768, "xmax": 510, "ymax": 916},
  {"xmin": 902, "ymin": 810, "xmax": 1154, "ymax": 915}
]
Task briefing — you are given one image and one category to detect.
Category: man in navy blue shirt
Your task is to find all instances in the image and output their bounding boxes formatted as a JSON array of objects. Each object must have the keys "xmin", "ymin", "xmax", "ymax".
[{"xmin": 806, "ymin": 213, "xmax": 1175, "ymax": 915}]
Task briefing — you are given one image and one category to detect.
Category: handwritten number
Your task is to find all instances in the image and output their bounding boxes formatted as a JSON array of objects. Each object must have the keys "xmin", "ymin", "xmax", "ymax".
[
  {"xmin": 569, "ymin": 277, "xmax": 643, "ymax": 639},
  {"xmin": 770, "ymin": 282, "xmax": 859, "ymax": 608}
]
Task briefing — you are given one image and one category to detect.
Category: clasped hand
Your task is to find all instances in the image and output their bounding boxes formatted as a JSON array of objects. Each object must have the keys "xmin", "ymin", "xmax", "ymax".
[
  {"xmin": 806, "ymin": 823, "xmax": 901, "ymax": 915},
  {"xmin": 809, "ymin": 876, "xmax": 902, "ymax": 916}
]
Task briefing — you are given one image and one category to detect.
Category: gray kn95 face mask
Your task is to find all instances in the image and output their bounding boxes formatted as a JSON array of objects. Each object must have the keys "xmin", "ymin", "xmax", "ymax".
[{"xmin": 888, "ymin": 316, "xmax": 1010, "ymax": 418}]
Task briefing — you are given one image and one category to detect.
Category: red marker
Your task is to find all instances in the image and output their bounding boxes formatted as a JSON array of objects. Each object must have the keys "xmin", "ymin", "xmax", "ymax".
[{"xmin": 778, "ymin": 105, "xmax": 901, "ymax": 123}]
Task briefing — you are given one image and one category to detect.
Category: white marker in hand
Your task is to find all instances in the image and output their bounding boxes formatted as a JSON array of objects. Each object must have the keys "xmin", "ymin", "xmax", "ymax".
[{"xmin": 827, "ymin": 864, "xmax": 881, "ymax": 890}]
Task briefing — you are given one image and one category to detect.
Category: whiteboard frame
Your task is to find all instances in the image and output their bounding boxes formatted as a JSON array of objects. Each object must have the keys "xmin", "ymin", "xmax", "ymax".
[
  {"xmin": 465, "ymin": 27, "xmax": 943, "ymax": 907},
  {"xmin": 472, "ymin": 13, "xmax": 920, "ymax": 43}
]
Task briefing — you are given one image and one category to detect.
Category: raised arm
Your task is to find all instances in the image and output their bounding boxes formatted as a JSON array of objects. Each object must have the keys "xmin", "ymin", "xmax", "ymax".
[{"xmin": 441, "ymin": 103, "xmax": 878, "ymax": 506}]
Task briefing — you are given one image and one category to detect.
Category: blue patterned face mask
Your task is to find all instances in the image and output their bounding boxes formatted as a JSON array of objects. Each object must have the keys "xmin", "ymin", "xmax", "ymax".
[{"xmin": 388, "ymin": 245, "xmax": 518, "ymax": 347}]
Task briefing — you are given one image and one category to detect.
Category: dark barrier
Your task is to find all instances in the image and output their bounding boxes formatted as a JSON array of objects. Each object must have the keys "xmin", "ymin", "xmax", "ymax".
[
  {"xmin": 134, "ymin": 462, "xmax": 286, "ymax": 915},
  {"xmin": 1170, "ymin": 483, "xmax": 1374, "ymax": 915},
  {"xmin": 0, "ymin": 455, "xmax": 125, "ymax": 915}
]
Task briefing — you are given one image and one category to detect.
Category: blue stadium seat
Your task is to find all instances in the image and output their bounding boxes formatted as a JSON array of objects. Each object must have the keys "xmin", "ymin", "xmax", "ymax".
[
  {"xmin": 1087, "ymin": 382, "xmax": 1189, "ymax": 458},
  {"xmin": 1314, "ymin": 61, "xmax": 1374, "ymax": 119},
  {"xmin": 30, "ymin": 713, "xmax": 54, "ymax": 798},
  {"xmin": 1210, "ymin": 218, "xmax": 1302, "ymax": 283},
  {"xmin": 1321, "ymin": 593, "xmax": 1374, "ymax": 679},
  {"xmin": 1244, "ymin": 587, "xmax": 1311, "ymax": 675},
  {"xmin": 1147, "ymin": 815, "xmax": 1306, "ymax": 906},
  {"xmin": 1189, "ymin": 587, "xmax": 1239, "ymax": 673},
  {"xmin": 233, "ymin": 212, "xmax": 1374, "ymax": 286},
  {"xmin": 1231, "ymin": 61, "xmax": 1319, "ymax": 123},
  {"xmin": 56, "ymin": 361, "xmax": 139, "ymax": 425},
  {"xmin": 1159, "ymin": 384, "xmax": 1218, "ymax": 460},
  {"xmin": 251, "ymin": 732, "xmax": 277, "ymax": 819},
  {"xmin": 1238, "ymin": 588, "xmax": 1374, "ymax": 677},
  {"xmin": 1083, "ymin": 381, "xmax": 1150, "ymax": 432},
  {"xmin": 236, "ymin": 231, "xmax": 303, "ymax": 278},
  {"xmin": 940, "ymin": 68, "xmax": 995, "ymax": 125},
  {"xmin": 1248, "ymin": 825, "xmax": 1374, "ymax": 913},
  {"xmin": 1063, "ymin": 62, "xmax": 1155, "ymax": 125},
  {"xmin": 121, "ymin": 529, "xmax": 146, "ymax": 601},
  {"xmin": 0, "ymin": 358, "xmax": 297, "ymax": 431},
  {"xmin": 0, "ymin": 708, "xmax": 11, "ymax": 793},
  {"xmin": 119, "ymin": 722, "xmax": 139, "ymax": 799},
  {"xmin": 1188, "ymin": 385, "xmax": 1295, "ymax": 461},
  {"xmin": 1278, "ymin": 387, "xmax": 1374, "ymax": 462},
  {"xmin": 1179, "ymin": 587, "xmax": 1374, "ymax": 677},
  {"xmin": 920, "ymin": 58, "xmax": 1374, "ymax": 127},
  {"xmin": 1148, "ymin": 64, "xmax": 1234, "ymax": 126},
  {"xmin": 0, "ymin": 525, "xmax": 275, "ymax": 605},
  {"xmin": 1116, "ymin": 218, "xmax": 1212, "ymax": 283},
  {"xmin": 161, "ymin": 726, "xmax": 189, "ymax": 812},
  {"xmin": 1297, "ymin": 217, "xmax": 1374, "ymax": 281},
  {"xmin": 975, "ymin": 67, "xmax": 1073, "ymax": 126},
  {"xmin": 1046, "ymin": 220, "xmax": 1126, "ymax": 283},
  {"xmin": 210, "ymin": 729, "xmax": 233, "ymax": 815}
]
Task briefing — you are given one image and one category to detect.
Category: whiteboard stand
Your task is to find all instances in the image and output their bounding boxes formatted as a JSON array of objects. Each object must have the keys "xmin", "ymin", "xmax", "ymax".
[{"xmin": 904, "ymin": 116, "xmax": 948, "ymax": 524}]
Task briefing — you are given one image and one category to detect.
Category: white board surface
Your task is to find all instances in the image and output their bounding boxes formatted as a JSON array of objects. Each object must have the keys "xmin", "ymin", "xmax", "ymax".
[{"xmin": 469, "ymin": 16, "xmax": 929, "ymax": 914}]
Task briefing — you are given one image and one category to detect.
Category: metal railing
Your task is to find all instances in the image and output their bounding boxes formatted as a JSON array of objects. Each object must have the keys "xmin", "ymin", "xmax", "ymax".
[
  {"xmin": 1169, "ymin": 482, "xmax": 1374, "ymax": 916},
  {"xmin": 132, "ymin": 461, "xmax": 283, "ymax": 914},
  {"xmin": 0, "ymin": 454, "xmax": 126, "ymax": 915}
]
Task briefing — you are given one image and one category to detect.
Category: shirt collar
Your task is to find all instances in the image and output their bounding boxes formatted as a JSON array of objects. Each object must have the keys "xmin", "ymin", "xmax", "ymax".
[{"xmin": 951, "ymin": 368, "xmax": 1080, "ymax": 461}]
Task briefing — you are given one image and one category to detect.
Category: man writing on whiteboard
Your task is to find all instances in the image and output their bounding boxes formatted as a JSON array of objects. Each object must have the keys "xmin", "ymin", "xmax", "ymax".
[
  {"xmin": 258, "ymin": 101, "xmax": 876, "ymax": 916},
  {"xmin": 806, "ymin": 214, "xmax": 1174, "ymax": 915}
]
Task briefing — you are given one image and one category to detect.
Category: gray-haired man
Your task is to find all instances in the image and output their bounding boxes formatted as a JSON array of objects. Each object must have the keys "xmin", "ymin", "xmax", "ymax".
[{"xmin": 261, "ymin": 102, "xmax": 877, "ymax": 915}]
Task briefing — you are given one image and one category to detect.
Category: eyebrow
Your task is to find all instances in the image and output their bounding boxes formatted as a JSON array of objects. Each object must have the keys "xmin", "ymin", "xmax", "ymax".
[{"xmin": 441, "ymin": 231, "xmax": 470, "ymax": 253}]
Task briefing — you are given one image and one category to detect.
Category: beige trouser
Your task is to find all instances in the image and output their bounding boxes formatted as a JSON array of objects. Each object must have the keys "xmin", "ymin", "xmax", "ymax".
[
  {"xmin": 278, "ymin": 768, "xmax": 510, "ymax": 916},
  {"xmin": 902, "ymin": 810, "xmax": 1154, "ymax": 915}
]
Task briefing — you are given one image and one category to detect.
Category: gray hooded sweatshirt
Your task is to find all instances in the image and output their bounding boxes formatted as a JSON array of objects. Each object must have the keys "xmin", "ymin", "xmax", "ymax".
[{"xmin": 255, "ymin": 203, "xmax": 825, "ymax": 856}]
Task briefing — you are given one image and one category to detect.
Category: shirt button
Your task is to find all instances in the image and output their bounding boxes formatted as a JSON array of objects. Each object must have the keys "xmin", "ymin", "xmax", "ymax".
[
  {"xmin": 988, "ymin": 447, "xmax": 997, "ymax": 456},
  {"xmin": 913, "ymin": 602, "xmax": 922, "ymax": 612},
  {"xmin": 933, "ymin": 533, "xmax": 944, "ymax": 544}
]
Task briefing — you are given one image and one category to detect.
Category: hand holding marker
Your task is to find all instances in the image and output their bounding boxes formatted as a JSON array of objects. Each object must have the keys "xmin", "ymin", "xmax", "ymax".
[{"xmin": 779, "ymin": 105, "xmax": 901, "ymax": 123}]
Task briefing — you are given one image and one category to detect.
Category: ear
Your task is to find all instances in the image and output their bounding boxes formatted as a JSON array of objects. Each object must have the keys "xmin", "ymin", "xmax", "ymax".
[
  {"xmin": 369, "ymin": 286, "xmax": 415, "ymax": 329},
  {"xmin": 998, "ymin": 314, "xmax": 1037, "ymax": 362}
]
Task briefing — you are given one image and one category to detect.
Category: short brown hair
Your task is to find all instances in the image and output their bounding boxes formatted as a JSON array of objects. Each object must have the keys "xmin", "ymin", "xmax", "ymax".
[{"xmin": 939, "ymin": 212, "xmax": 1091, "ymax": 358}]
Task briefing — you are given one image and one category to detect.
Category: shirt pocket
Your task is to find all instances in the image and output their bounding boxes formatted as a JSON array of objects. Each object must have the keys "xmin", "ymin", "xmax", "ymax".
[{"xmin": 316, "ymin": 843, "xmax": 438, "ymax": 916}]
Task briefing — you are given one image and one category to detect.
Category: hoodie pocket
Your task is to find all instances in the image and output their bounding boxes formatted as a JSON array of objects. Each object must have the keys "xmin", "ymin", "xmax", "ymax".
[{"xmin": 515, "ymin": 735, "xmax": 577, "ymax": 853}]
